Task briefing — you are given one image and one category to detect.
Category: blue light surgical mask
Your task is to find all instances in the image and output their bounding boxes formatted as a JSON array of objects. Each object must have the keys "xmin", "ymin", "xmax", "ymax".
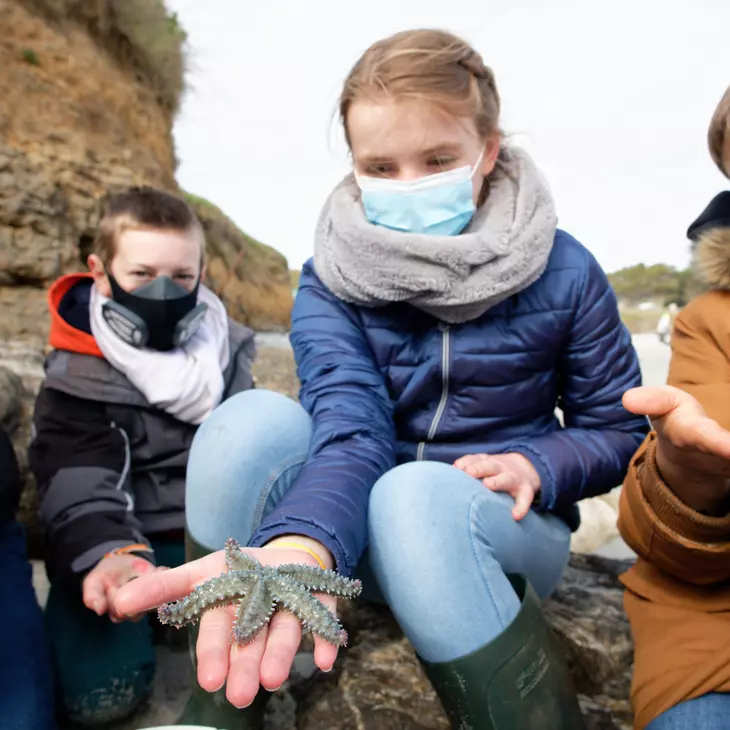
[{"xmin": 356, "ymin": 148, "xmax": 486, "ymax": 236}]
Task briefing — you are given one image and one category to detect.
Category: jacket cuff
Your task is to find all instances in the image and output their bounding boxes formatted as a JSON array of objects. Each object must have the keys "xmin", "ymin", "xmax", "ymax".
[
  {"xmin": 249, "ymin": 520, "xmax": 352, "ymax": 576},
  {"xmin": 509, "ymin": 444, "xmax": 555, "ymax": 510},
  {"xmin": 71, "ymin": 540, "xmax": 155, "ymax": 576},
  {"xmin": 47, "ymin": 513, "xmax": 152, "ymax": 582},
  {"xmin": 639, "ymin": 434, "xmax": 730, "ymax": 543}
]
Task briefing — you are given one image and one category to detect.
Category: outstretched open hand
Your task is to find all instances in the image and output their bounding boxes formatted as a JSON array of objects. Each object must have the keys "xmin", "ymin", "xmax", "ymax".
[
  {"xmin": 113, "ymin": 545, "xmax": 340, "ymax": 709},
  {"xmin": 623, "ymin": 385, "xmax": 730, "ymax": 514}
]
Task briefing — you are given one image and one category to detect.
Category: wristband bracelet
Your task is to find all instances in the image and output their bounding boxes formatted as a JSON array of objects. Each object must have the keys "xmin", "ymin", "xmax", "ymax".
[
  {"xmin": 103, "ymin": 543, "xmax": 153, "ymax": 560},
  {"xmin": 269, "ymin": 541, "xmax": 327, "ymax": 570}
]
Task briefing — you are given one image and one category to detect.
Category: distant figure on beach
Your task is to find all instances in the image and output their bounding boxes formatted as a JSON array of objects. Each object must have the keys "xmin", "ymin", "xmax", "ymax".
[
  {"xmin": 116, "ymin": 29, "xmax": 648, "ymax": 729},
  {"xmin": 27, "ymin": 187, "xmax": 255, "ymax": 727},
  {"xmin": 656, "ymin": 302, "xmax": 679, "ymax": 344}
]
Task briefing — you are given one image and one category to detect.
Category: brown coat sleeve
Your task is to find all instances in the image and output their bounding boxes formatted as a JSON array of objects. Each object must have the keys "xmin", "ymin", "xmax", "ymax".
[
  {"xmin": 618, "ymin": 434, "xmax": 730, "ymax": 585},
  {"xmin": 618, "ymin": 292, "xmax": 730, "ymax": 584}
]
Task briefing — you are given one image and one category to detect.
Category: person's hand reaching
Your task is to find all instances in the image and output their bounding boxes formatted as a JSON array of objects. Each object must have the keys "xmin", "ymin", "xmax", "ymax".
[
  {"xmin": 623, "ymin": 385, "xmax": 730, "ymax": 514},
  {"xmin": 113, "ymin": 542, "xmax": 337, "ymax": 709}
]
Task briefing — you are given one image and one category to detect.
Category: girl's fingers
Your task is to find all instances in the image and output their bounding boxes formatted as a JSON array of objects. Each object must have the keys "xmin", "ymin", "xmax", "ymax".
[
  {"xmin": 511, "ymin": 484, "xmax": 536, "ymax": 521},
  {"xmin": 454, "ymin": 453, "xmax": 488, "ymax": 470},
  {"xmin": 312, "ymin": 636, "xmax": 340, "ymax": 673},
  {"xmin": 259, "ymin": 610, "xmax": 303, "ymax": 690},
  {"xmin": 197, "ymin": 607, "xmax": 234, "ymax": 693},
  {"xmin": 465, "ymin": 458, "xmax": 503, "ymax": 480},
  {"xmin": 482, "ymin": 472, "xmax": 515, "ymax": 492},
  {"xmin": 308, "ymin": 595, "xmax": 340, "ymax": 672},
  {"xmin": 226, "ymin": 627, "xmax": 269, "ymax": 709},
  {"xmin": 114, "ymin": 552, "xmax": 224, "ymax": 616}
]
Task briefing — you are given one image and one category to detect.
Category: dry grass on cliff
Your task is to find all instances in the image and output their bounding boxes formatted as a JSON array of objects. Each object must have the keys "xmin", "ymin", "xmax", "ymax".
[
  {"xmin": 21, "ymin": 0, "xmax": 186, "ymax": 116},
  {"xmin": 1, "ymin": 1, "xmax": 178, "ymax": 183}
]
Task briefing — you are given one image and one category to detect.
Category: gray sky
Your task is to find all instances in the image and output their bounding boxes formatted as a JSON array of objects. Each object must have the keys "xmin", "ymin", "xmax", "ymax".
[{"xmin": 166, "ymin": 0, "xmax": 729, "ymax": 273}]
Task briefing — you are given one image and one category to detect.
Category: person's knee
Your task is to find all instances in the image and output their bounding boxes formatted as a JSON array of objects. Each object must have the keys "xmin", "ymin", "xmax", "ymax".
[
  {"xmin": 186, "ymin": 389, "xmax": 311, "ymax": 539},
  {"xmin": 61, "ymin": 661, "xmax": 155, "ymax": 727},
  {"xmin": 369, "ymin": 461, "xmax": 472, "ymax": 550},
  {"xmin": 46, "ymin": 587, "xmax": 156, "ymax": 727},
  {"xmin": 190, "ymin": 389, "xmax": 310, "ymax": 470}
]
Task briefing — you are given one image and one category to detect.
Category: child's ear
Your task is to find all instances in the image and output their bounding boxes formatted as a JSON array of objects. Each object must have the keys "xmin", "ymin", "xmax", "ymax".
[
  {"xmin": 88, "ymin": 254, "xmax": 112, "ymax": 298},
  {"xmin": 480, "ymin": 135, "xmax": 501, "ymax": 178},
  {"xmin": 200, "ymin": 263, "xmax": 207, "ymax": 284}
]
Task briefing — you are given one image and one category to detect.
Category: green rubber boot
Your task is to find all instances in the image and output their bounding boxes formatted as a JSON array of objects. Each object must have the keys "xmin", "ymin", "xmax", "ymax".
[
  {"xmin": 175, "ymin": 530, "xmax": 270, "ymax": 729},
  {"xmin": 420, "ymin": 575, "xmax": 585, "ymax": 730}
]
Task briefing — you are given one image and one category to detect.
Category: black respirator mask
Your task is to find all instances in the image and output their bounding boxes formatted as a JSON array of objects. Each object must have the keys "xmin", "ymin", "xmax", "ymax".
[{"xmin": 102, "ymin": 275, "xmax": 208, "ymax": 351}]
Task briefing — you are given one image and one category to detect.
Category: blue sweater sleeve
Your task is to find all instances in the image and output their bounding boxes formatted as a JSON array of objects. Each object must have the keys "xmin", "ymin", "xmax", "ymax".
[
  {"xmin": 508, "ymin": 248, "xmax": 649, "ymax": 510},
  {"xmin": 248, "ymin": 263, "xmax": 396, "ymax": 576}
]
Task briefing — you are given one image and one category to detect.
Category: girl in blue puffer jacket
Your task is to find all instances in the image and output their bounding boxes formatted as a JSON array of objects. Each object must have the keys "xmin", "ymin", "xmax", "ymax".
[{"xmin": 116, "ymin": 28, "xmax": 649, "ymax": 728}]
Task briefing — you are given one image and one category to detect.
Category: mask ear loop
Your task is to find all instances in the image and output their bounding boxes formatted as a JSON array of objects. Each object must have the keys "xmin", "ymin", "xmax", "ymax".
[{"xmin": 470, "ymin": 144, "xmax": 488, "ymax": 179}]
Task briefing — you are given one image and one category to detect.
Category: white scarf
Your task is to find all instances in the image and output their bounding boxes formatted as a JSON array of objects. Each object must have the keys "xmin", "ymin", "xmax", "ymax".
[{"xmin": 90, "ymin": 284, "xmax": 231, "ymax": 424}]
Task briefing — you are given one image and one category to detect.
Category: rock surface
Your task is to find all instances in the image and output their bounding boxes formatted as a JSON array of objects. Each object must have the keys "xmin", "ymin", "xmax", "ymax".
[{"xmin": 260, "ymin": 553, "xmax": 634, "ymax": 730}]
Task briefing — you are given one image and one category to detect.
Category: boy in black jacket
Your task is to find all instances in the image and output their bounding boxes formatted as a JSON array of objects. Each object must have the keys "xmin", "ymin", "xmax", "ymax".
[{"xmin": 28, "ymin": 187, "xmax": 255, "ymax": 726}]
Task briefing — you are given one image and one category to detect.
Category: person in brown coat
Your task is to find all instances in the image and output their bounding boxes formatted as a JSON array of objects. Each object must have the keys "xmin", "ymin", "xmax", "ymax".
[{"xmin": 618, "ymin": 84, "xmax": 730, "ymax": 729}]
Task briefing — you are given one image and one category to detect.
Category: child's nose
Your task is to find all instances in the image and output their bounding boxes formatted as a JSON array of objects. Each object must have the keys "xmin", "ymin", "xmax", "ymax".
[{"xmin": 396, "ymin": 165, "xmax": 427, "ymax": 182}]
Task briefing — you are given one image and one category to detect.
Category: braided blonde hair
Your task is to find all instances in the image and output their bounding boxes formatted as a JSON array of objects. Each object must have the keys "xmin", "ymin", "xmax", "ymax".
[{"xmin": 339, "ymin": 29, "xmax": 502, "ymax": 147}]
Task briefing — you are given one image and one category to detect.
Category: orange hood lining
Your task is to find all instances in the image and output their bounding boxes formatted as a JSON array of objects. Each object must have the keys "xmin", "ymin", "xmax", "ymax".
[{"xmin": 48, "ymin": 273, "xmax": 104, "ymax": 358}]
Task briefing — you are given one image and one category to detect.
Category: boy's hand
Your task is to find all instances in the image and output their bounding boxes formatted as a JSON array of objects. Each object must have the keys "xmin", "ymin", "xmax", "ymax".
[
  {"xmin": 623, "ymin": 385, "xmax": 730, "ymax": 514},
  {"xmin": 83, "ymin": 552, "xmax": 161, "ymax": 622}
]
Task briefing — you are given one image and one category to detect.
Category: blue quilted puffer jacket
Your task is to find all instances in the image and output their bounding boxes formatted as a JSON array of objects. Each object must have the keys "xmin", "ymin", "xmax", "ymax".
[{"xmin": 250, "ymin": 230, "xmax": 649, "ymax": 575}]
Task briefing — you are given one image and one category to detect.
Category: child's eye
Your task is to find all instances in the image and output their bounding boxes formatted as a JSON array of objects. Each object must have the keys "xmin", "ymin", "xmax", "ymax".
[
  {"xmin": 364, "ymin": 163, "xmax": 393, "ymax": 177},
  {"xmin": 428, "ymin": 156, "xmax": 455, "ymax": 169},
  {"xmin": 175, "ymin": 274, "xmax": 194, "ymax": 281},
  {"xmin": 132, "ymin": 271, "xmax": 151, "ymax": 278}
]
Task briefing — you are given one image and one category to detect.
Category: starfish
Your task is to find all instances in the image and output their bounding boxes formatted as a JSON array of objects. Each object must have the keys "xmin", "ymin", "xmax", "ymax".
[{"xmin": 157, "ymin": 537, "xmax": 362, "ymax": 646}]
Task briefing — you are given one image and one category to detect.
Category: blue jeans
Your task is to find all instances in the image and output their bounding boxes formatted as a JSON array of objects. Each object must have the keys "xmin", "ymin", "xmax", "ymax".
[
  {"xmin": 187, "ymin": 389, "xmax": 571, "ymax": 662},
  {"xmin": 0, "ymin": 520, "xmax": 55, "ymax": 730},
  {"xmin": 647, "ymin": 693, "xmax": 730, "ymax": 729}
]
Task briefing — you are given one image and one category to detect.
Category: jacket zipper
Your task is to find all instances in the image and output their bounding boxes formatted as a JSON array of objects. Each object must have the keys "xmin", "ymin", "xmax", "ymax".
[{"xmin": 417, "ymin": 325, "xmax": 451, "ymax": 460}]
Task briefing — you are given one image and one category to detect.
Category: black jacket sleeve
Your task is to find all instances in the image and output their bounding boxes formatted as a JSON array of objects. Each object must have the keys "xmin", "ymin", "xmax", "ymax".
[{"xmin": 28, "ymin": 387, "xmax": 151, "ymax": 582}]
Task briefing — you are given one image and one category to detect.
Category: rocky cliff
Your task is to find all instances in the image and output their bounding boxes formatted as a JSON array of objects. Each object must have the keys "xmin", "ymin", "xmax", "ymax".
[{"xmin": 0, "ymin": 0, "xmax": 292, "ymax": 352}]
